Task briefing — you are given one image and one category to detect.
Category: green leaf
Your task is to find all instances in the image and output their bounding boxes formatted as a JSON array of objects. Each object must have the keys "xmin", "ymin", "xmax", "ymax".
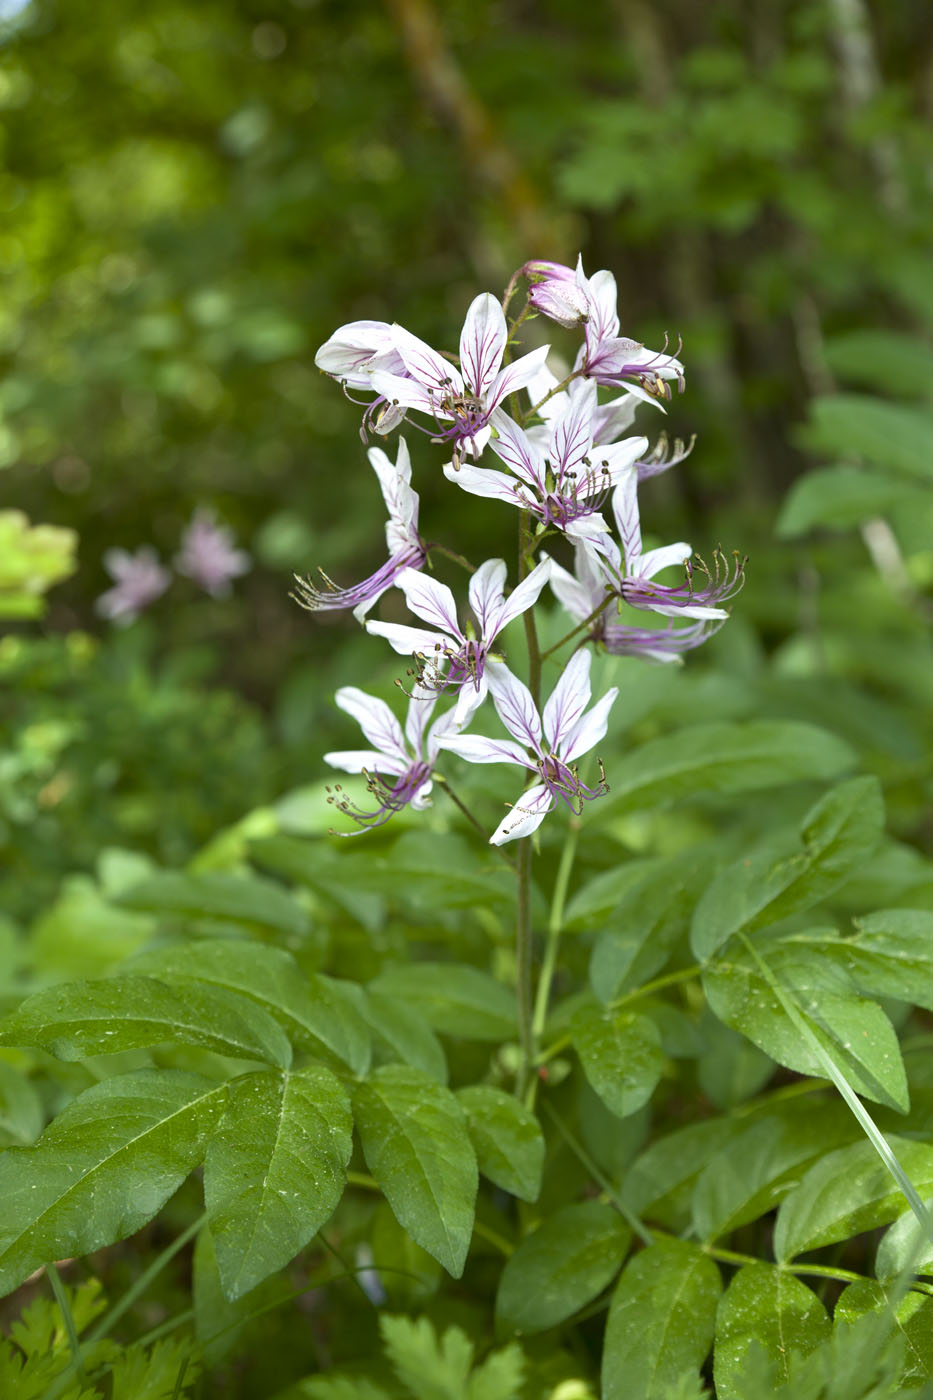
[
  {"xmin": 622, "ymin": 1118, "xmax": 742, "ymax": 1226},
  {"xmin": 192, "ymin": 1226, "xmax": 292, "ymax": 1369},
  {"xmin": 825, "ymin": 909, "xmax": 933, "ymax": 1012},
  {"xmin": 130, "ymin": 940, "xmax": 370, "ymax": 1074},
  {"xmin": 876, "ymin": 1199, "xmax": 933, "ymax": 1282},
  {"xmin": 600, "ymin": 722, "xmax": 854, "ymax": 813},
  {"xmin": 359, "ymin": 989, "xmax": 447, "ymax": 1082},
  {"xmin": 496, "ymin": 1201, "xmax": 630, "ymax": 1336},
  {"xmin": 379, "ymin": 1314, "xmax": 525, "ymax": 1400},
  {"xmin": 801, "ymin": 394, "xmax": 933, "ymax": 481},
  {"xmin": 116, "ymin": 870, "xmax": 310, "ymax": 938},
  {"xmin": 774, "ymin": 1135, "xmax": 933, "ymax": 1261},
  {"xmin": 823, "ymin": 329, "xmax": 933, "ymax": 399},
  {"xmin": 590, "ymin": 856, "xmax": 703, "ymax": 1003},
  {"xmin": 602, "ymin": 1238, "xmax": 721, "ymax": 1400},
  {"xmin": 691, "ymin": 1099, "xmax": 855, "ymax": 1243},
  {"xmin": 713, "ymin": 1263, "xmax": 829, "ymax": 1398},
  {"xmin": 352, "ymin": 1066, "xmax": 477, "ymax": 1278},
  {"xmin": 703, "ymin": 932, "xmax": 909, "ymax": 1111},
  {"xmin": 455, "ymin": 1086, "xmax": 544, "ymax": 1203},
  {"xmin": 204, "ymin": 1065, "xmax": 352, "ymax": 1299},
  {"xmin": 563, "ymin": 855, "xmax": 661, "ymax": 932},
  {"xmin": 370, "ymin": 964, "xmax": 516, "ymax": 1042},
  {"xmin": 0, "ymin": 1062, "xmax": 43, "ymax": 1146},
  {"xmin": 834, "ymin": 1279, "xmax": 933, "ymax": 1388},
  {"xmin": 691, "ymin": 777, "xmax": 885, "ymax": 961},
  {"xmin": 777, "ymin": 465, "xmax": 928, "ymax": 538},
  {"xmin": 571, "ymin": 1005, "xmax": 664, "ymax": 1119},
  {"xmin": 0, "ymin": 1069, "xmax": 225, "ymax": 1297},
  {"xmin": 0, "ymin": 975, "xmax": 292, "ymax": 1069}
]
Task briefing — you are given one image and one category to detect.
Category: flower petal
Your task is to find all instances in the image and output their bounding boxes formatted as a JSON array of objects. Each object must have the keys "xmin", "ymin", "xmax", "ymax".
[
  {"xmin": 637, "ymin": 542, "xmax": 692, "ymax": 578},
  {"xmin": 334, "ymin": 686, "xmax": 408, "ymax": 764},
  {"xmin": 404, "ymin": 690, "xmax": 440, "ymax": 752},
  {"xmin": 390, "ymin": 325, "xmax": 464, "ymax": 395},
  {"xmin": 482, "ymin": 556, "xmax": 552, "ymax": 640},
  {"xmin": 459, "ymin": 293, "xmax": 507, "ymax": 399},
  {"xmin": 396, "ymin": 568, "xmax": 463, "ymax": 637},
  {"xmin": 486, "ymin": 345, "xmax": 551, "ymax": 411},
  {"xmin": 563, "ymin": 686, "xmax": 618, "ymax": 763},
  {"xmin": 487, "ymin": 663, "xmax": 542, "ymax": 749},
  {"xmin": 584, "ymin": 269, "xmax": 620, "ymax": 346},
  {"xmin": 543, "ymin": 649, "xmax": 592, "ymax": 751},
  {"xmin": 435, "ymin": 733, "xmax": 532, "ymax": 768},
  {"xmin": 549, "ymin": 378, "xmax": 596, "ymax": 474},
  {"xmin": 611, "ymin": 474, "xmax": 643, "ymax": 571},
  {"xmin": 489, "ymin": 783, "xmax": 554, "ymax": 845},
  {"xmin": 365, "ymin": 620, "xmax": 453, "ymax": 657},
  {"xmin": 368, "ymin": 437, "xmax": 419, "ymax": 547},
  {"xmin": 324, "ymin": 748, "xmax": 408, "ymax": 777},
  {"xmin": 488, "ymin": 410, "xmax": 545, "ymax": 488},
  {"xmin": 443, "ymin": 460, "xmax": 529, "ymax": 507},
  {"xmin": 468, "ymin": 559, "xmax": 508, "ymax": 635}
]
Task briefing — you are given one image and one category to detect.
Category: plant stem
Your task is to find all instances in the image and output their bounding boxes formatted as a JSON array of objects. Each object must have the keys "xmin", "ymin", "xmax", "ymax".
[
  {"xmin": 426, "ymin": 541, "xmax": 477, "ymax": 574},
  {"xmin": 515, "ymin": 836, "xmax": 536, "ymax": 1100},
  {"xmin": 539, "ymin": 593, "xmax": 615, "ymax": 661},
  {"xmin": 47, "ymin": 1264, "xmax": 85, "ymax": 1379},
  {"xmin": 533, "ymin": 818, "xmax": 579, "ymax": 1038},
  {"xmin": 87, "ymin": 1213, "xmax": 207, "ymax": 1345}
]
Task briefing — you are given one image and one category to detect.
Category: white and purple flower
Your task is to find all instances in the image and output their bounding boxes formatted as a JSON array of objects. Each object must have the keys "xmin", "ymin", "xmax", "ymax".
[
  {"xmin": 437, "ymin": 650, "xmax": 617, "ymax": 845},
  {"xmin": 292, "ymin": 437, "xmax": 426, "ymax": 622},
  {"xmin": 96, "ymin": 546, "xmax": 172, "ymax": 624},
  {"xmin": 367, "ymin": 293, "xmax": 550, "ymax": 463},
  {"xmin": 597, "ymin": 473, "xmax": 745, "ymax": 623},
  {"xmin": 523, "ymin": 257, "xmax": 590, "ymax": 328},
  {"xmin": 324, "ymin": 685, "xmax": 459, "ymax": 833},
  {"xmin": 366, "ymin": 557, "xmax": 552, "ymax": 726},
  {"xmin": 175, "ymin": 509, "xmax": 251, "ymax": 598},
  {"xmin": 548, "ymin": 542, "xmax": 726, "ymax": 663},
  {"xmin": 444, "ymin": 381, "xmax": 647, "ymax": 547}
]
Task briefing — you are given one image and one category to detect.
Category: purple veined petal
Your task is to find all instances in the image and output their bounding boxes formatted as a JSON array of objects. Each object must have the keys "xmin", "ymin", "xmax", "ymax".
[
  {"xmin": 390, "ymin": 324, "xmax": 464, "ymax": 396},
  {"xmin": 549, "ymin": 378, "xmax": 596, "ymax": 475},
  {"xmin": 365, "ymin": 619, "xmax": 454, "ymax": 657},
  {"xmin": 489, "ymin": 782, "xmax": 554, "ymax": 846},
  {"xmin": 452, "ymin": 673, "xmax": 488, "ymax": 729},
  {"xmin": 368, "ymin": 437, "xmax": 418, "ymax": 543},
  {"xmin": 487, "ymin": 410, "xmax": 545, "ymax": 489},
  {"xmin": 459, "ymin": 293, "xmax": 508, "ymax": 400},
  {"xmin": 637, "ymin": 541, "xmax": 692, "ymax": 579},
  {"xmin": 486, "ymin": 662, "xmax": 543, "ymax": 750},
  {"xmin": 595, "ymin": 435, "xmax": 650, "ymax": 484},
  {"xmin": 611, "ymin": 474, "xmax": 643, "ymax": 572},
  {"xmin": 467, "ymin": 559, "xmax": 508, "ymax": 636},
  {"xmin": 563, "ymin": 686, "xmax": 619, "ymax": 764},
  {"xmin": 426, "ymin": 700, "xmax": 471, "ymax": 758},
  {"xmin": 404, "ymin": 689, "xmax": 440, "ymax": 754},
  {"xmin": 584, "ymin": 270, "xmax": 620, "ymax": 346},
  {"xmin": 435, "ymin": 732, "xmax": 533, "ymax": 768},
  {"xmin": 334, "ymin": 686, "xmax": 409, "ymax": 765},
  {"xmin": 564, "ymin": 513, "xmax": 612, "ymax": 547},
  {"xmin": 369, "ymin": 370, "xmax": 452, "ymax": 418},
  {"xmin": 542, "ymin": 648, "xmax": 593, "ymax": 751},
  {"xmin": 483, "ymin": 556, "xmax": 552, "ymax": 640},
  {"xmin": 314, "ymin": 320, "xmax": 401, "ymax": 383},
  {"xmin": 523, "ymin": 258, "xmax": 577, "ymax": 284},
  {"xmin": 623, "ymin": 583, "xmax": 729, "ymax": 622},
  {"xmin": 395, "ymin": 567, "xmax": 463, "ymax": 638},
  {"xmin": 442, "ymin": 460, "xmax": 530, "ymax": 508},
  {"xmin": 593, "ymin": 392, "xmax": 640, "ymax": 444},
  {"xmin": 324, "ymin": 748, "xmax": 409, "ymax": 778},
  {"xmin": 486, "ymin": 344, "xmax": 551, "ymax": 412}
]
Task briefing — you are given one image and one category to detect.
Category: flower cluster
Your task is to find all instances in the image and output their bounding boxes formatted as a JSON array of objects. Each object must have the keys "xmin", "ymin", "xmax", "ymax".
[
  {"xmin": 96, "ymin": 510, "xmax": 250, "ymax": 624},
  {"xmin": 306, "ymin": 258, "xmax": 744, "ymax": 843}
]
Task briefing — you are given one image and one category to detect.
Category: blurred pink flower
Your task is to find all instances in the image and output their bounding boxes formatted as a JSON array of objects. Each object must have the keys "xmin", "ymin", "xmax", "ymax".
[
  {"xmin": 175, "ymin": 509, "xmax": 251, "ymax": 597},
  {"xmin": 96, "ymin": 546, "xmax": 172, "ymax": 624}
]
